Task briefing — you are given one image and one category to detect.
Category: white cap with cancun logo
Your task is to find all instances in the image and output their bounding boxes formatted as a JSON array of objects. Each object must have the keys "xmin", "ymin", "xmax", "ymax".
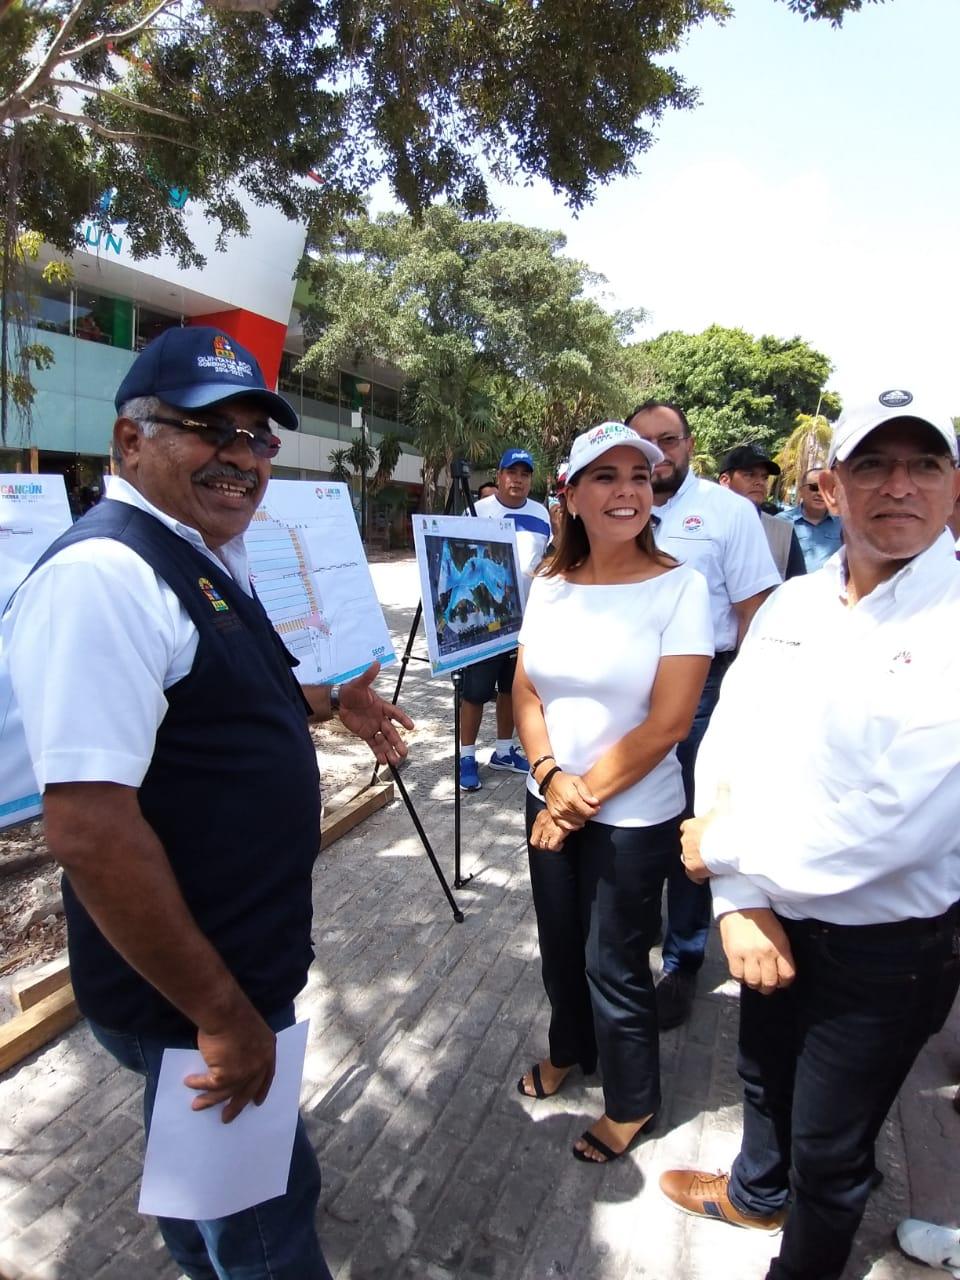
[
  {"xmin": 827, "ymin": 389, "xmax": 959, "ymax": 466},
  {"xmin": 566, "ymin": 422, "xmax": 664, "ymax": 481}
]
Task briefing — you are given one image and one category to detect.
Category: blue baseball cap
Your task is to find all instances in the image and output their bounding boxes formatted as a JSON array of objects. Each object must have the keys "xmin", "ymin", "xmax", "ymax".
[
  {"xmin": 115, "ymin": 326, "xmax": 299, "ymax": 431},
  {"xmin": 498, "ymin": 447, "xmax": 534, "ymax": 471}
]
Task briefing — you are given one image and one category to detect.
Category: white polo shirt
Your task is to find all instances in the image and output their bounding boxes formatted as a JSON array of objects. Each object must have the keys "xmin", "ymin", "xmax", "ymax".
[
  {"xmin": 3, "ymin": 479, "xmax": 251, "ymax": 791},
  {"xmin": 695, "ymin": 531, "xmax": 960, "ymax": 924},
  {"xmin": 652, "ymin": 471, "xmax": 781, "ymax": 652}
]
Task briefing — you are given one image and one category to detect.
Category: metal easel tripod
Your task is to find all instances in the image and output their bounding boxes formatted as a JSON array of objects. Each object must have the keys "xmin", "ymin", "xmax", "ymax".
[{"xmin": 371, "ymin": 460, "xmax": 477, "ymax": 895}]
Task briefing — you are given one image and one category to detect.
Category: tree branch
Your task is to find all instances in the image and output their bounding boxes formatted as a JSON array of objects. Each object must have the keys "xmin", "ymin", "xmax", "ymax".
[
  {"xmin": 0, "ymin": 0, "xmax": 91, "ymax": 117},
  {"xmin": 33, "ymin": 101, "xmax": 196, "ymax": 148},
  {"xmin": 61, "ymin": 0, "xmax": 180, "ymax": 63},
  {"xmin": 50, "ymin": 79, "xmax": 188, "ymax": 123}
]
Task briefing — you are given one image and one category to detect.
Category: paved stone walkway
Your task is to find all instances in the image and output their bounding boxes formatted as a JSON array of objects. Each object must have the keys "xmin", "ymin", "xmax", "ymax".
[{"xmin": 0, "ymin": 558, "xmax": 956, "ymax": 1280}]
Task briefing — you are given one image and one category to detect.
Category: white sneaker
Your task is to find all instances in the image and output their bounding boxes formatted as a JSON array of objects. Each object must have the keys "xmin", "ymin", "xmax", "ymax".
[{"xmin": 897, "ymin": 1219, "xmax": 960, "ymax": 1278}]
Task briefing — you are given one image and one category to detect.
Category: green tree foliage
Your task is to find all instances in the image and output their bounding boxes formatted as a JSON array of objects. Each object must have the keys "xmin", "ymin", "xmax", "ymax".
[
  {"xmin": 373, "ymin": 432, "xmax": 402, "ymax": 491},
  {"xmin": 623, "ymin": 325, "xmax": 841, "ymax": 470},
  {"xmin": 779, "ymin": 0, "xmax": 884, "ymax": 24},
  {"xmin": 302, "ymin": 206, "xmax": 639, "ymax": 499},
  {"xmin": 1, "ymin": 0, "xmax": 876, "ymax": 264},
  {"xmin": 774, "ymin": 412, "xmax": 833, "ymax": 502},
  {"xmin": 327, "ymin": 447, "xmax": 352, "ymax": 483},
  {"xmin": 0, "ymin": 229, "xmax": 71, "ymax": 439}
]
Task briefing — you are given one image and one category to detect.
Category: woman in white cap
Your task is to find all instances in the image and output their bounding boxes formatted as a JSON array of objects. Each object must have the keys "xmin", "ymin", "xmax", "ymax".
[{"xmin": 513, "ymin": 422, "xmax": 713, "ymax": 1162}]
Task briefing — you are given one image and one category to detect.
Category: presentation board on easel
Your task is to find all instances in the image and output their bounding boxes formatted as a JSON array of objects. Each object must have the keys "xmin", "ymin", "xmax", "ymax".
[
  {"xmin": 0, "ymin": 475, "xmax": 73, "ymax": 830},
  {"xmin": 246, "ymin": 479, "xmax": 395, "ymax": 685},
  {"xmin": 412, "ymin": 513, "xmax": 525, "ymax": 676}
]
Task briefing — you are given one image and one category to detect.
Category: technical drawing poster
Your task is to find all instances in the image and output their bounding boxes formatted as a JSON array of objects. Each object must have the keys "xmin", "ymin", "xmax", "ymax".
[
  {"xmin": 412, "ymin": 514, "xmax": 524, "ymax": 676},
  {"xmin": 248, "ymin": 480, "xmax": 395, "ymax": 685},
  {"xmin": 0, "ymin": 475, "xmax": 72, "ymax": 830}
]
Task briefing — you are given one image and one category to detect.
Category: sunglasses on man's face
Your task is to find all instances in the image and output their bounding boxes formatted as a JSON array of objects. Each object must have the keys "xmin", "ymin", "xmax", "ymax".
[
  {"xmin": 149, "ymin": 415, "xmax": 281, "ymax": 459},
  {"xmin": 804, "ymin": 484, "xmax": 820, "ymax": 493}
]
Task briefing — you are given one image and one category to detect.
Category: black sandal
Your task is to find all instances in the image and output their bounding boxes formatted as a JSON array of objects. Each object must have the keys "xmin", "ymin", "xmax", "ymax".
[
  {"xmin": 516, "ymin": 1062, "xmax": 566, "ymax": 1100},
  {"xmin": 572, "ymin": 1114, "xmax": 656, "ymax": 1163}
]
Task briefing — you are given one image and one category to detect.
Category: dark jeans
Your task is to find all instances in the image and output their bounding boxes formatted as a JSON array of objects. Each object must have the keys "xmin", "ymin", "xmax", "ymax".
[
  {"xmin": 661, "ymin": 653, "xmax": 730, "ymax": 975},
  {"xmin": 727, "ymin": 909, "xmax": 960, "ymax": 1280},
  {"xmin": 526, "ymin": 792, "xmax": 677, "ymax": 1121},
  {"xmin": 90, "ymin": 1005, "xmax": 331, "ymax": 1280}
]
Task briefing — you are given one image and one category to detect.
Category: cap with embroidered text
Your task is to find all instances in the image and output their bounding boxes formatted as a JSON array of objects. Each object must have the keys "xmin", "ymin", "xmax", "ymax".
[
  {"xmin": 566, "ymin": 422, "xmax": 663, "ymax": 482},
  {"xmin": 827, "ymin": 389, "xmax": 957, "ymax": 465},
  {"xmin": 115, "ymin": 327, "xmax": 299, "ymax": 431},
  {"xmin": 498, "ymin": 448, "xmax": 534, "ymax": 471}
]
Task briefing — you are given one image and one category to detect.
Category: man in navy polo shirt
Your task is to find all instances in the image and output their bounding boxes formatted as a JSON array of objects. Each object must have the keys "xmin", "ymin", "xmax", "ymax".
[
  {"xmin": 3, "ymin": 328, "xmax": 413, "ymax": 1280},
  {"xmin": 459, "ymin": 447, "xmax": 550, "ymax": 791}
]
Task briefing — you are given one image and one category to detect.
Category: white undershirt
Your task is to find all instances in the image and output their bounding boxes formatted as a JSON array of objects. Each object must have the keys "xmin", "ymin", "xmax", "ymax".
[
  {"xmin": 519, "ymin": 565, "xmax": 714, "ymax": 826},
  {"xmin": 3, "ymin": 480, "xmax": 252, "ymax": 790}
]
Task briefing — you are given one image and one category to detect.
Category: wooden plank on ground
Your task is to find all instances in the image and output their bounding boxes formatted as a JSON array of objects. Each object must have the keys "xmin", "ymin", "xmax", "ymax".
[
  {"xmin": 12, "ymin": 956, "xmax": 71, "ymax": 1012},
  {"xmin": 321, "ymin": 781, "xmax": 393, "ymax": 849},
  {"xmin": 0, "ymin": 983, "xmax": 79, "ymax": 1074}
]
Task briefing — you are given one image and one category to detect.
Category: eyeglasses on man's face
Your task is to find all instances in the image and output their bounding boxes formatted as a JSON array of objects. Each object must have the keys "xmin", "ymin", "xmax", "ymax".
[
  {"xmin": 641, "ymin": 432, "xmax": 688, "ymax": 451},
  {"xmin": 149, "ymin": 414, "xmax": 281, "ymax": 459},
  {"xmin": 840, "ymin": 453, "xmax": 955, "ymax": 491},
  {"xmin": 803, "ymin": 483, "xmax": 820, "ymax": 493}
]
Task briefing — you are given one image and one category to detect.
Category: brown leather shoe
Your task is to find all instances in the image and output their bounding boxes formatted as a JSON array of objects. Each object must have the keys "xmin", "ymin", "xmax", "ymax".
[{"xmin": 659, "ymin": 1169, "xmax": 787, "ymax": 1234}]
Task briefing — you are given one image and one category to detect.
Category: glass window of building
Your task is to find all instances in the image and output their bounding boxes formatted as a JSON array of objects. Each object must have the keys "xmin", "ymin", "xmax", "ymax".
[
  {"xmin": 74, "ymin": 289, "xmax": 134, "ymax": 348},
  {"xmin": 135, "ymin": 306, "xmax": 181, "ymax": 351},
  {"xmin": 278, "ymin": 352, "xmax": 302, "ymax": 398},
  {"xmin": 371, "ymin": 382, "xmax": 399, "ymax": 424},
  {"xmin": 29, "ymin": 278, "xmax": 72, "ymax": 335}
]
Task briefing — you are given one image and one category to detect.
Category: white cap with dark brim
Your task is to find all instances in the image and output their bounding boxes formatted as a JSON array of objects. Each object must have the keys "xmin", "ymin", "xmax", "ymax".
[
  {"xmin": 827, "ymin": 389, "xmax": 958, "ymax": 466},
  {"xmin": 567, "ymin": 422, "xmax": 664, "ymax": 482}
]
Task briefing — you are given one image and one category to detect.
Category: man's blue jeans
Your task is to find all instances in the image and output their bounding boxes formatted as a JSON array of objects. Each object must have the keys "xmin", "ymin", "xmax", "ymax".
[
  {"xmin": 728, "ymin": 909, "xmax": 960, "ymax": 1280},
  {"xmin": 661, "ymin": 653, "xmax": 730, "ymax": 974},
  {"xmin": 90, "ymin": 1006, "xmax": 332, "ymax": 1280}
]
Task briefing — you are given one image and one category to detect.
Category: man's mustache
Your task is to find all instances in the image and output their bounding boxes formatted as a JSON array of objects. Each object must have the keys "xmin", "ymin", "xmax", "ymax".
[{"xmin": 193, "ymin": 463, "xmax": 259, "ymax": 487}]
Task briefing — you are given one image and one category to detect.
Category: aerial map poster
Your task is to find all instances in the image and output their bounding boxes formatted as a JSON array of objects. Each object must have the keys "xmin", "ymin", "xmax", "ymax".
[
  {"xmin": 412, "ymin": 514, "xmax": 524, "ymax": 677},
  {"xmin": 0, "ymin": 475, "xmax": 72, "ymax": 830},
  {"xmin": 248, "ymin": 479, "xmax": 396, "ymax": 685}
]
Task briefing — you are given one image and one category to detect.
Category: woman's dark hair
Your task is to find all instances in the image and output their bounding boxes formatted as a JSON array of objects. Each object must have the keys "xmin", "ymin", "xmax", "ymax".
[{"xmin": 539, "ymin": 469, "xmax": 676, "ymax": 577}]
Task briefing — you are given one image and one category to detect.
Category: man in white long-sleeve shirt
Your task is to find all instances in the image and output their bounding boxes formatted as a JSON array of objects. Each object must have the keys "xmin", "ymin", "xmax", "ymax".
[{"xmin": 660, "ymin": 389, "xmax": 960, "ymax": 1280}]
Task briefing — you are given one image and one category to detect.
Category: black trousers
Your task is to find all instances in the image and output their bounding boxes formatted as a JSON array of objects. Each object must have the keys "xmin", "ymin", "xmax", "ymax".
[
  {"xmin": 526, "ymin": 792, "xmax": 678, "ymax": 1122},
  {"xmin": 727, "ymin": 908, "xmax": 960, "ymax": 1280}
]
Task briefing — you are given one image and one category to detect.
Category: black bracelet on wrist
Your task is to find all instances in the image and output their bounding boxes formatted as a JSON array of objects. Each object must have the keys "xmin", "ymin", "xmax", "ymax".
[
  {"xmin": 538, "ymin": 765, "xmax": 562, "ymax": 796},
  {"xmin": 531, "ymin": 752, "xmax": 555, "ymax": 774}
]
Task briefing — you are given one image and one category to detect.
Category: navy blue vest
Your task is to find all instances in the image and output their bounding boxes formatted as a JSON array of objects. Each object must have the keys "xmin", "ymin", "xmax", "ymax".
[{"xmin": 27, "ymin": 500, "xmax": 322, "ymax": 1035}]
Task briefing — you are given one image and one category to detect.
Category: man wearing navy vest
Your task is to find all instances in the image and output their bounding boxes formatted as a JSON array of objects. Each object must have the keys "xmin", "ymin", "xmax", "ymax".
[{"xmin": 3, "ymin": 328, "xmax": 412, "ymax": 1280}]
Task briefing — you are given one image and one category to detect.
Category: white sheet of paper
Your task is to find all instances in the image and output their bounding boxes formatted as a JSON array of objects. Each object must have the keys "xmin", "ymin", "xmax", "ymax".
[
  {"xmin": 139, "ymin": 1020, "xmax": 309, "ymax": 1220},
  {"xmin": 0, "ymin": 475, "xmax": 72, "ymax": 830}
]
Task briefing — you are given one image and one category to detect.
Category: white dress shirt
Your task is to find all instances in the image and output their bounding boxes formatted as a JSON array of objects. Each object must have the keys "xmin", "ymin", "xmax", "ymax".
[
  {"xmin": 3, "ymin": 479, "xmax": 252, "ymax": 790},
  {"xmin": 652, "ymin": 471, "xmax": 781, "ymax": 652},
  {"xmin": 695, "ymin": 531, "xmax": 960, "ymax": 924}
]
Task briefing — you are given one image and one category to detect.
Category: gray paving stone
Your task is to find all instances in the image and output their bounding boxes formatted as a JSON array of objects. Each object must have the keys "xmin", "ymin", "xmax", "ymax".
[{"xmin": 419, "ymin": 1177, "xmax": 491, "ymax": 1269}]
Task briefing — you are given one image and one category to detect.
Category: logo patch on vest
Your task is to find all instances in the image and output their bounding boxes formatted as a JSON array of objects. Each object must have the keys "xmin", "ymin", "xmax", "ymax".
[
  {"xmin": 682, "ymin": 514, "xmax": 704, "ymax": 533},
  {"xmin": 198, "ymin": 577, "xmax": 230, "ymax": 613}
]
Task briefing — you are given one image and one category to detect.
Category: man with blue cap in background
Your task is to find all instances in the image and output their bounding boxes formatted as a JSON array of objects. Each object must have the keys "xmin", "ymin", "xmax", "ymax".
[
  {"xmin": 2, "ymin": 327, "xmax": 413, "ymax": 1279},
  {"xmin": 460, "ymin": 446, "xmax": 551, "ymax": 791}
]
